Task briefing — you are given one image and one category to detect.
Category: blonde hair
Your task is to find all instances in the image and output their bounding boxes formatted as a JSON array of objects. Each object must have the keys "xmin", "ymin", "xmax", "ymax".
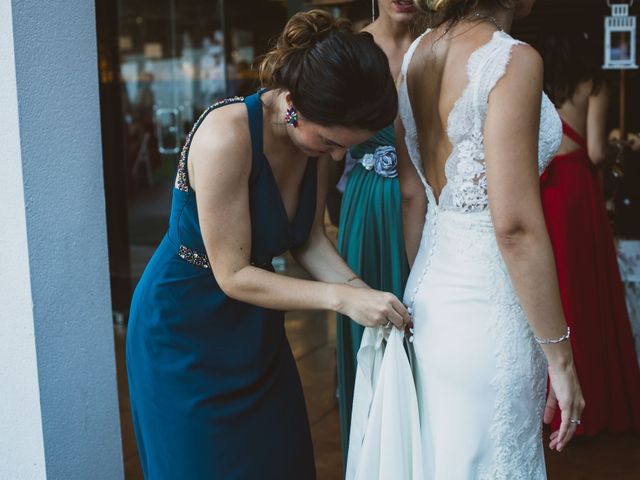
[
  {"xmin": 412, "ymin": 0, "xmax": 515, "ymax": 26},
  {"xmin": 413, "ymin": 0, "xmax": 455, "ymax": 12}
]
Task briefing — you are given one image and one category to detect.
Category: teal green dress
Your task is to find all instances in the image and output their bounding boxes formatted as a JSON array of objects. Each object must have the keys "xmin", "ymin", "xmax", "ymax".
[{"xmin": 336, "ymin": 125, "xmax": 409, "ymax": 457}]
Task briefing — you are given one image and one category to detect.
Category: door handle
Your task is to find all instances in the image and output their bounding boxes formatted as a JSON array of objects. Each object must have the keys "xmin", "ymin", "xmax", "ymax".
[{"xmin": 155, "ymin": 107, "xmax": 181, "ymax": 154}]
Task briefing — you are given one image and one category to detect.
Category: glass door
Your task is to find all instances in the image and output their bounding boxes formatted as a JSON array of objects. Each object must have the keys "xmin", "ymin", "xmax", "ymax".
[
  {"xmin": 97, "ymin": 0, "xmax": 288, "ymax": 317},
  {"xmin": 118, "ymin": 0, "xmax": 226, "ymax": 181},
  {"xmin": 116, "ymin": 0, "xmax": 226, "ymax": 303},
  {"xmin": 94, "ymin": 2, "xmax": 313, "ymax": 475}
]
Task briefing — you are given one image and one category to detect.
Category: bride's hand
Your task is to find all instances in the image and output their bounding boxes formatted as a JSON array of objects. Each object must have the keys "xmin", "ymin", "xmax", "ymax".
[
  {"xmin": 334, "ymin": 284, "xmax": 410, "ymax": 330},
  {"xmin": 543, "ymin": 356, "xmax": 585, "ymax": 452}
]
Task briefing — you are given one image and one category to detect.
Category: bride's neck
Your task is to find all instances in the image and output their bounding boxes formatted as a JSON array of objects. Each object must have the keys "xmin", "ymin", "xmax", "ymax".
[{"xmin": 468, "ymin": 7, "xmax": 515, "ymax": 33}]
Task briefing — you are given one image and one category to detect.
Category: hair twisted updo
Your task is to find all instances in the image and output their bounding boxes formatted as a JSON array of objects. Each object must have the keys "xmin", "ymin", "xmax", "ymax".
[{"xmin": 258, "ymin": 9, "xmax": 397, "ymax": 132}]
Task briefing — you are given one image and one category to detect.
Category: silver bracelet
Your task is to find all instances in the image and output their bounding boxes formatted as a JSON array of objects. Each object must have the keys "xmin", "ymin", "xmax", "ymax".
[{"xmin": 534, "ymin": 326, "xmax": 571, "ymax": 345}]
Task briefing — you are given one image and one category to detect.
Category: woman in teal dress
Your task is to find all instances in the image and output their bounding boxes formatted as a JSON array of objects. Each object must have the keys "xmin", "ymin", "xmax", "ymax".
[
  {"xmin": 126, "ymin": 11, "xmax": 410, "ymax": 479},
  {"xmin": 336, "ymin": 0, "xmax": 417, "ymax": 455}
]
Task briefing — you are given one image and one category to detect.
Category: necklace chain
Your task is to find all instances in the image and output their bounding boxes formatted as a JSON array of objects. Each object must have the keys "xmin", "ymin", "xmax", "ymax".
[{"xmin": 467, "ymin": 12, "xmax": 504, "ymax": 32}]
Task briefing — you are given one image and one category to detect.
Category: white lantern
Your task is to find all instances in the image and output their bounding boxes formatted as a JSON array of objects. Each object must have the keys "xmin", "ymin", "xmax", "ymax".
[{"xmin": 604, "ymin": 1, "xmax": 638, "ymax": 69}]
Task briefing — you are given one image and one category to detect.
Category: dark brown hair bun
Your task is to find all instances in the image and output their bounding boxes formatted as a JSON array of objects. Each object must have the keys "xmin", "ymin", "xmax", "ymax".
[
  {"xmin": 259, "ymin": 10, "xmax": 351, "ymax": 85},
  {"xmin": 257, "ymin": 9, "xmax": 397, "ymax": 132}
]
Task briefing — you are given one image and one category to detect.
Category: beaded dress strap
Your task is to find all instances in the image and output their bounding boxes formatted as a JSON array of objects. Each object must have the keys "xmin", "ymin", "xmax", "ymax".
[
  {"xmin": 174, "ymin": 95, "xmax": 245, "ymax": 193},
  {"xmin": 243, "ymin": 90, "xmax": 267, "ymax": 184}
]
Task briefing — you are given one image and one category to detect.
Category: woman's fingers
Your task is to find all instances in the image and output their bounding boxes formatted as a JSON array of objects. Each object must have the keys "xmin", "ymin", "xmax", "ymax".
[
  {"xmin": 547, "ymin": 362, "xmax": 585, "ymax": 451},
  {"xmin": 561, "ymin": 398, "xmax": 585, "ymax": 450},
  {"xmin": 549, "ymin": 395, "xmax": 584, "ymax": 450},
  {"xmin": 543, "ymin": 387, "xmax": 558, "ymax": 425},
  {"xmin": 383, "ymin": 306, "xmax": 404, "ymax": 329},
  {"xmin": 556, "ymin": 401, "xmax": 572, "ymax": 450},
  {"xmin": 555, "ymin": 398, "xmax": 583, "ymax": 451},
  {"xmin": 390, "ymin": 296, "xmax": 411, "ymax": 329}
]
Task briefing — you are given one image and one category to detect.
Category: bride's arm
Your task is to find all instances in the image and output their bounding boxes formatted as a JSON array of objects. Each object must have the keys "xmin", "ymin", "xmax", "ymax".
[
  {"xmin": 396, "ymin": 116, "xmax": 426, "ymax": 266},
  {"xmin": 484, "ymin": 44, "xmax": 584, "ymax": 452}
]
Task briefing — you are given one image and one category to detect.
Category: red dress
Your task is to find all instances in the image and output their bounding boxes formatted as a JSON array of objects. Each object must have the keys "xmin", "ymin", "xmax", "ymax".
[{"xmin": 541, "ymin": 121, "xmax": 640, "ymax": 435}]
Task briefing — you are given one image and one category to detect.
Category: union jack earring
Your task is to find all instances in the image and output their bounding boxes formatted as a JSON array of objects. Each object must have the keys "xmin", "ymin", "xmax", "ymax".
[{"xmin": 284, "ymin": 106, "xmax": 298, "ymax": 128}]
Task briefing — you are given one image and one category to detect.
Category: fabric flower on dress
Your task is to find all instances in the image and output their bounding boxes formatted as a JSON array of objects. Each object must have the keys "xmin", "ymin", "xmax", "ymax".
[{"xmin": 360, "ymin": 145, "xmax": 398, "ymax": 178}]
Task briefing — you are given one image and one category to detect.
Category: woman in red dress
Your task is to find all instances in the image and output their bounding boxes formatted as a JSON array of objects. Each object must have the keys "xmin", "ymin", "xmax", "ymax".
[{"xmin": 540, "ymin": 30, "xmax": 640, "ymax": 435}]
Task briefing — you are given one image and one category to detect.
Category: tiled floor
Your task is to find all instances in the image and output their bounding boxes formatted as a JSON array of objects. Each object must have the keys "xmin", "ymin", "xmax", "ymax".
[
  {"xmin": 114, "ymin": 309, "xmax": 344, "ymax": 480},
  {"xmin": 114, "ymin": 309, "xmax": 640, "ymax": 480}
]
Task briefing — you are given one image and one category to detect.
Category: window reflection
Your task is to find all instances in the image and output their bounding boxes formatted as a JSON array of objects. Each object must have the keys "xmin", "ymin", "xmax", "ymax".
[{"xmin": 98, "ymin": 0, "xmax": 290, "ymax": 313}]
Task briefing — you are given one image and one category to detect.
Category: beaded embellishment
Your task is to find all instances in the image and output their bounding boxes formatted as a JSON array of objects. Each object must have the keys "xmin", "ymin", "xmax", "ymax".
[
  {"xmin": 174, "ymin": 96, "xmax": 245, "ymax": 192},
  {"xmin": 178, "ymin": 245, "xmax": 210, "ymax": 269}
]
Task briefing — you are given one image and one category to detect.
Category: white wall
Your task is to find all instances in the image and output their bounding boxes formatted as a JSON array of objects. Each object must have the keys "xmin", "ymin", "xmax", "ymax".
[
  {"xmin": 0, "ymin": 0, "xmax": 47, "ymax": 477},
  {"xmin": 0, "ymin": 0, "xmax": 123, "ymax": 478}
]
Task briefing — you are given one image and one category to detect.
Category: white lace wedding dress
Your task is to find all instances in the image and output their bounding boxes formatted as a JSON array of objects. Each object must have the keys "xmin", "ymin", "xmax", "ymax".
[{"xmin": 347, "ymin": 30, "xmax": 562, "ymax": 480}]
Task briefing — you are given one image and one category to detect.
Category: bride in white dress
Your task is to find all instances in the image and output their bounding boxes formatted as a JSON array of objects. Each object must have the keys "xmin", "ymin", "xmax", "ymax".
[{"xmin": 347, "ymin": 1, "xmax": 585, "ymax": 479}]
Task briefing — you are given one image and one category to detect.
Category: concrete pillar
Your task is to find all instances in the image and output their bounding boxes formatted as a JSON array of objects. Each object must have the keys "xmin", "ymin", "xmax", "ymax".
[{"xmin": 0, "ymin": 1, "xmax": 123, "ymax": 478}]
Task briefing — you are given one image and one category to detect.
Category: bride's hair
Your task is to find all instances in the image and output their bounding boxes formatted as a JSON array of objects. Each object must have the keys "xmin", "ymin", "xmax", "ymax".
[
  {"xmin": 413, "ymin": 0, "xmax": 515, "ymax": 28},
  {"xmin": 257, "ymin": 9, "xmax": 397, "ymax": 132}
]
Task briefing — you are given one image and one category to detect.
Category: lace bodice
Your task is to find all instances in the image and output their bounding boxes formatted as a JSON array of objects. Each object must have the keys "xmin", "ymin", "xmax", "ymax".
[{"xmin": 399, "ymin": 30, "xmax": 562, "ymax": 213}]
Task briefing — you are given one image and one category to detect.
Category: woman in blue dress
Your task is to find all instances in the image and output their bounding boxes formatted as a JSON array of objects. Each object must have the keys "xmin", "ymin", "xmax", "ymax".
[
  {"xmin": 126, "ymin": 10, "xmax": 410, "ymax": 479},
  {"xmin": 336, "ymin": 0, "xmax": 417, "ymax": 455}
]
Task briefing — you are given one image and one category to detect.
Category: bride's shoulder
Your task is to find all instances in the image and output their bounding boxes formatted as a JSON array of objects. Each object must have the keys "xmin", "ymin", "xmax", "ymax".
[
  {"xmin": 488, "ymin": 38, "xmax": 543, "ymax": 98},
  {"xmin": 506, "ymin": 42, "xmax": 543, "ymax": 78},
  {"xmin": 494, "ymin": 32, "xmax": 542, "ymax": 69}
]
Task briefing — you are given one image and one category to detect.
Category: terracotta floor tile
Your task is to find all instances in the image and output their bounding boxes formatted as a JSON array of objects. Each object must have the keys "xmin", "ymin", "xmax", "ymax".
[
  {"xmin": 545, "ymin": 429, "xmax": 640, "ymax": 479},
  {"xmin": 119, "ymin": 408, "xmax": 138, "ymax": 463},
  {"xmin": 286, "ymin": 312, "xmax": 330, "ymax": 360},
  {"xmin": 124, "ymin": 455, "xmax": 144, "ymax": 480},
  {"xmin": 311, "ymin": 408, "xmax": 344, "ymax": 480},
  {"xmin": 297, "ymin": 344, "xmax": 339, "ymax": 425},
  {"xmin": 114, "ymin": 325, "xmax": 131, "ymax": 412}
]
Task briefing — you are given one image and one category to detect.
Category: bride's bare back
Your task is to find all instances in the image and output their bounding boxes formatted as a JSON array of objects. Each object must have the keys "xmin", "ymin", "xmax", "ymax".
[{"xmin": 406, "ymin": 24, "xmax": 500, "ymax": 201}]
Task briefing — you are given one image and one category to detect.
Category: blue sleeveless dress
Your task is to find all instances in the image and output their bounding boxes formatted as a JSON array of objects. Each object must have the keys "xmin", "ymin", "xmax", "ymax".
[{"xmin": 126, "ymin": 91, "xmax": 317, "ymax": 479}]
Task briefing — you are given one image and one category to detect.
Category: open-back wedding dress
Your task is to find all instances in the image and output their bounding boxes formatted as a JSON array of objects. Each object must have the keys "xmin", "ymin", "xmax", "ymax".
[{"xmin": 348, "ymin": 29, "xmax": 562, "ymax": 480}]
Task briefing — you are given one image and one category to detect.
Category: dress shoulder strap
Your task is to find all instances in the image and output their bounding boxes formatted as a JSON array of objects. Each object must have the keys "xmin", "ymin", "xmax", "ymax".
[
  {"xmin": 244, "ymin": 90, "xmax": 265, "ymax": 157},
  {"xmin": 469, "ymin": 32, "xmax": 524, "ymax": 115},
  {"xmin": 561, "ymin": 120, "xmax": 587, "ymax": 150},
  {"xmin": 174, "ymin": 95, "xmax": 244, "ymax": 193},
  {"xmin": 400, "ymin": 29, "xmax": 431, "ymax": 80}
]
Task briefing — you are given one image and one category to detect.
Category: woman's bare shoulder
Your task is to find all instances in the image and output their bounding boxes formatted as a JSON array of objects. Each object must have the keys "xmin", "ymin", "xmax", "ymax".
[{"xmin": 188, "ymin": 103, "xmax": 252, "ymax": 189}]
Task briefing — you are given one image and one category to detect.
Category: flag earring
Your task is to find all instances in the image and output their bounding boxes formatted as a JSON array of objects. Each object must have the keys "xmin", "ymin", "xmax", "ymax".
[{"xmin": 284, "ymin": 106, "xmax": 298, "ymax": 128}]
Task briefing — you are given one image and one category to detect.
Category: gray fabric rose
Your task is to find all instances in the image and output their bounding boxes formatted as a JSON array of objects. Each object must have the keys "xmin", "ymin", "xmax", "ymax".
[
  {"xmin": 372, "ymin": 146, "xmax": 398, "ymax": 178},
  {"xmin": 357, "ymin": 146, "xmax": 398, "ymax": 178},
  {"xmin": 361, "ymin": 153, "xmax": 376, "ymax": 171}
]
